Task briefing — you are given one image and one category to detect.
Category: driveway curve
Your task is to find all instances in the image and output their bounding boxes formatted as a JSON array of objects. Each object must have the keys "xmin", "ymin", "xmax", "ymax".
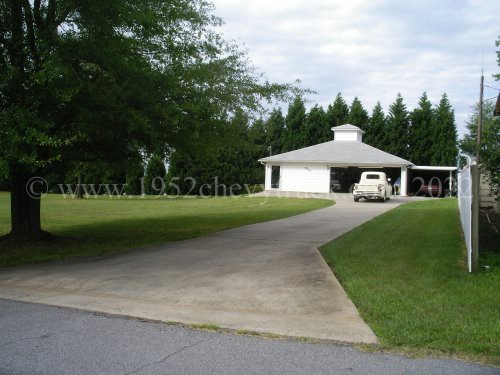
[{"xmin": 0, "ymin": 195, "xmax": 408, "ymax": 343}]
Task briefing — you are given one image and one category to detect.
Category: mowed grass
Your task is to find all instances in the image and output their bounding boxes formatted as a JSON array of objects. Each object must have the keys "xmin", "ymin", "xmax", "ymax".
[
  {"xmin": 0, "ymin": 192, "xmax": 333, "ymax": 268},
  {"xmin": 320, "ymin": 199, "xmax": 500, "ymax": 365}
]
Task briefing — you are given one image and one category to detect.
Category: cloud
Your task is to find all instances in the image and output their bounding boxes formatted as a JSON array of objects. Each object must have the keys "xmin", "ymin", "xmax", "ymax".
[{"xmin": 212, "ymin": 0, "xmax": 499, "ymax": 135}]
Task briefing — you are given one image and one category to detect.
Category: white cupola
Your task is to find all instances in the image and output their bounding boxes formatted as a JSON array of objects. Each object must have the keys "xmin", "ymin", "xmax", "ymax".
[{"xmin": 331, "ymin": 124, "xmax": 364, "ymax": 142}]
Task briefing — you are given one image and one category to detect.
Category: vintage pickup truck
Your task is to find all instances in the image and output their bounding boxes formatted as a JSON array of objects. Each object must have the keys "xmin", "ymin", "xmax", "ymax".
[{"xmin": 353, "ymin": 171, "xmax": 392, "ymax": 202}]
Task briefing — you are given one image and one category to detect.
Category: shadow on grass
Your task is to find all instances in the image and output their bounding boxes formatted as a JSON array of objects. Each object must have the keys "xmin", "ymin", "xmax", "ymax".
[{"xmin": 0, "ymin": 199, "xmax": 334, "ymax": 268}]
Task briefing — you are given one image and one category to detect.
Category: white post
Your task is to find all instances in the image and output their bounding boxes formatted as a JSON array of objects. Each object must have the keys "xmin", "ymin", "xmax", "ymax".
[
  {"xmin": 449, "ymin": 170, "xmax": 452, "ymax": 195},
  {"xmin": 264, "ymin": 164, "xmax": 271, "ymax": 190},
  {"xmin": 400, "ymin": 166, "xmax": 408, "ymax": 196}
]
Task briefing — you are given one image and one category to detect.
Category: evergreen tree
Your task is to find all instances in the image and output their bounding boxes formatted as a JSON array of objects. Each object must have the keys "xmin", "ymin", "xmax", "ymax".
[
  {"xmin": 283, "ymin": 96, "xmax": 307, "ymax": 151},
  {"xmin": 365, "ymin": 102, "xmax": 386, "ymax": 148},
  {"xmin": 144, "ymin": 154, "xmax": 167, "ymax": 195},
  {"xmin": 347, "ymin": 97, "xmax": 369, "ymax": 131},
  {"xmin": 249, "ymin": 118, "xmax": 267, "ymax": 147},
  {"xmin": 431, "ymin": 94, "xmax": 458, "ymax": 166},
  {"xmin": 125, "ymin": 157, "xmax": 145, "ymax": 196},
  {"xmin": 326, "ymin": 93, "xmax": 350, "ymax": 129},
  {"xmin": 385, "ymin": 94, "xmax": 410, "ymax": 159},
  {"xmin": 408, "ymin": 93, "xmax": 434, "ymax": 165},
  {"xmin": 228, "ymin": 109, "xmax": 250, "ymax": 142},
  {"xmin": 265, "ymin": 108, "xmax": 286, "ymax": 155},
  {"xmin": 304, "ymin": 105, "xmax": 329, "ymax": 146},
  {"xmin": 168, "ymin": 113, "xmax": 265, "ymax": 196},
  {"xmin": 65, "ymin": 160, "xmax": 128, "ymax": 194},
  {"xmin": 248, "ymin": 118, "xmax": 268, "ymax": 180}
]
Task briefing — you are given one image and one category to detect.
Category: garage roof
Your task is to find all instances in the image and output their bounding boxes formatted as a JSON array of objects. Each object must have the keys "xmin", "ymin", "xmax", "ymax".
[{"xmin": 259, "ymin": 140, "xmax": 412, "ymax": 166}]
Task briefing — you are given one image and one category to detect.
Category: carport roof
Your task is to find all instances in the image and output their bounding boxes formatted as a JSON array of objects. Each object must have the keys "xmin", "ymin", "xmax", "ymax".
[{"xmin": 259, "ymin": 140, "xmax": 413, "ymax": 166}]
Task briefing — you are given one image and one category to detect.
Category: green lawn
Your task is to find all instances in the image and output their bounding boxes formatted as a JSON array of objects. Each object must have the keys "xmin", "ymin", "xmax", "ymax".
[
  {"xmin": 0, "ymin": 192, "xmax": 333, "ymax": 268},
  {"xmin": 320, "ymin": 199, "xmax": 500, "ymax": 365}
]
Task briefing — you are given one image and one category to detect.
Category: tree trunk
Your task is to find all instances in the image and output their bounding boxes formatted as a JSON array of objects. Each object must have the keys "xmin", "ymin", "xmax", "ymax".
[
  {"xmin": 76, "ymin": 173, "xmax": 84, "ymax": 199},
  {"xmin": 9, "ymin": 165, "xmax": 43, "ymax": 239}
]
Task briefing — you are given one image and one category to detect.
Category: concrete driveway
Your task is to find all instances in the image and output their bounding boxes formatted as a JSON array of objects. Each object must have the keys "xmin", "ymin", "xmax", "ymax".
[{"xmin": 0, "ymin": 196, "xmax": 407, "ymax": 344}]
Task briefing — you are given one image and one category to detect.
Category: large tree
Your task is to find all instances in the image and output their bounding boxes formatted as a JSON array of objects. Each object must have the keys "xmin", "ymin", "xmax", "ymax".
[
  {"xmin": 408, "ymin": 92, "xmax": 434, "ymax": 165},
  {"xmin": 430, "ymin": 94, "xmax": 458, "ymax": 166},
  {"xmin": 0, "ymin": 0, "xmax": 295, "ymax": 239},
  {"xmin": 385, "ymin": 94, "xmax": 410, "ymax": 159},
  {"xmin": 326, "ymin": 93, "xmax": 349, "ymax": 129}
]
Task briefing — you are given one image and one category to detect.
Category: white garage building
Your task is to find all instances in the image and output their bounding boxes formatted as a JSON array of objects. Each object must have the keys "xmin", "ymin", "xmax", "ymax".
[{"xmin": 259, "ymin": 124, "xmax": 454, "ymax": 196}]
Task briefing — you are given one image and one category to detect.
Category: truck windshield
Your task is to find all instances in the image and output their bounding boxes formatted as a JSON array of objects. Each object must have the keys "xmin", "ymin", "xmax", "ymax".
[{"xmin": 366, "ymin": 174, "xmax": 381, "ymax": 179}]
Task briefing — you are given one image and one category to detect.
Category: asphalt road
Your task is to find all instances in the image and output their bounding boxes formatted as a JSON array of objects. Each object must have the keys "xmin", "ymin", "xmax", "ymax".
[{"xmin": 1, "ymin": 299, "xmax": 498, "ymax": 375}]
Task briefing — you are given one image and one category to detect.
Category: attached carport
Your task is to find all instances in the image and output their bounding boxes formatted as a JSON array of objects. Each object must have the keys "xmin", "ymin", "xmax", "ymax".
[{"xmin": 408, "ymin": 166, "xmax": 457, "ymax": 197}]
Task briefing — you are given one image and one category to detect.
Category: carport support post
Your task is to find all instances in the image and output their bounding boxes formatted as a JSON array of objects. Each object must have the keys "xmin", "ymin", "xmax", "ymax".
[
  {"xmin": 449, "ymin": 170, "xmax": 452, "ymax": 195},
  {"xmin": 264, "ymin": 164, "xmax": 271, "ymax": 190},
  {"xmin": 400, "ymin": 166, "xmax": 408, "ymax": 196}
]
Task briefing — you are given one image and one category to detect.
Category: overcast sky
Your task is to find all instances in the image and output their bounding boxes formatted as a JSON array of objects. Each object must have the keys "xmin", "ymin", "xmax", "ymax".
[{"xmin": 211, "ymin": 0, "xmax": 499, "ymax": 136}]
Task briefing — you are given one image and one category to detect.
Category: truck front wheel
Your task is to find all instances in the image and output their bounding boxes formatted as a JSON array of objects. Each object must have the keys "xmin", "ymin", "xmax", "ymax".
[{"xmin": 354, "ymin": 196, "xmax": 360, "ymax": 202}]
